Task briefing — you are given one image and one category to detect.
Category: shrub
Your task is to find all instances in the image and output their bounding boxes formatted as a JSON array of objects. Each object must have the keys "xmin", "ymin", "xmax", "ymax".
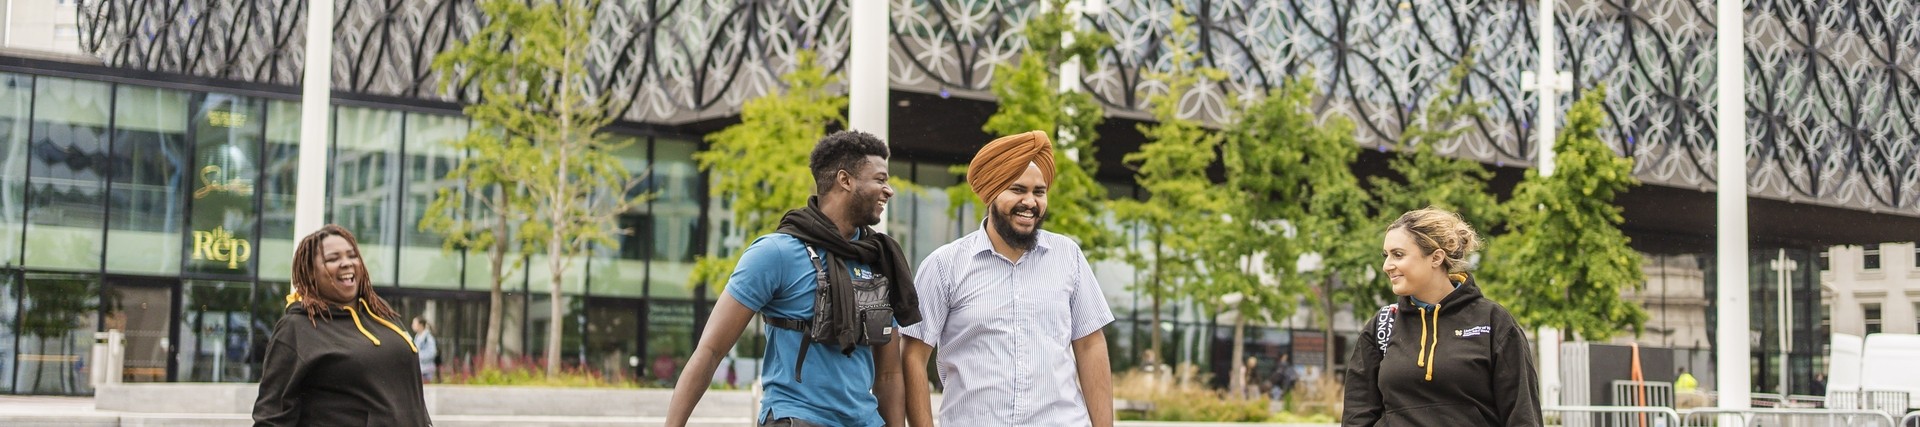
[
  {"xmin": 439, "ymin": 355, "xmax": 641, "ymax": 388},
  {"xmin": 1113, "ymin": 363, "xmax": 1270, "ymax": 422}
]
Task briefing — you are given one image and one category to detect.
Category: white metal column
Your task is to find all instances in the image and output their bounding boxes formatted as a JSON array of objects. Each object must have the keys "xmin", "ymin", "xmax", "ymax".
[
  {"xmin": 849, "ymin": 0, "xmax": 889, "ymax": 232},
  {"xmin": 1524, "ymin": 0, "xmax": 1573, "ymax": 408},
  {"xmin": 1714, "ymin": 0, "xmax": 1752, "ymax": 412},
  {"xmin": 294, "ymin": 0, "xmax": 334, "ymax": 239}
]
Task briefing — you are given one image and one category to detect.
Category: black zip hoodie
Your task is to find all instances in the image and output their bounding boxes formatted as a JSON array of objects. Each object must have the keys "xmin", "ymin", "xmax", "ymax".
[
  {"xmin": 253, "ymin": 298, "xmax": 431, "ymax": 427},
  {"xmin": 1342, "ymin": 275, "xmax": 1540, "ymax": 426}
]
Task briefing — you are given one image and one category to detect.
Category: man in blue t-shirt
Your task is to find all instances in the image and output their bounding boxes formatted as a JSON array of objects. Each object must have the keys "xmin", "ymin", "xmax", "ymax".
[{"xmin": 666, "ymin": 130, "xmax": 921, "ymax": 427}]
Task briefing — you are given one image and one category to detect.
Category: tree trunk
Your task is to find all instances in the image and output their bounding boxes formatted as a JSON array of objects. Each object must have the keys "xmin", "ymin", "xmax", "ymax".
[
  {"xmin": 1321, "ymin": 275, "xmax": 1337, "ymax": 374},
  {"xmin": 484, "ymin": 186, "xmax": 507, "ymax": 369},
  {"xmin": 1148, "ymin": 229, "xmax": 1164, "ymax": 366},
  {"xmin": 1231, "ymin": 314, "xmax": 1247, "ymax": 398},
  {"xmin": 546, "ymin": 238, "xmax": 564, "ymax": 376}
]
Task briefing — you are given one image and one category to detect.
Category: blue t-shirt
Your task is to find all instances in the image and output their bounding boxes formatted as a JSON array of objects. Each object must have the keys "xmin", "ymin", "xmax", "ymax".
[{"xmin": 726, "ymin": 233, "xmax": 882, "ymax": 427}]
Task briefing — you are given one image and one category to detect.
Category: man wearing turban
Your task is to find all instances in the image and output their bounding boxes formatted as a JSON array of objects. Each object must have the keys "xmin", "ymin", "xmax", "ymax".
[{"xmin": 901, "ymin": 130, "xmax": 1116, "ymax": 426}]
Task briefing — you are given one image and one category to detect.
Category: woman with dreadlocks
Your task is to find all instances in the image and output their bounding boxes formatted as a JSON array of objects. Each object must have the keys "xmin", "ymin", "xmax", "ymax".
[{"xmin": 253, "ymin": 224, "xmax": 430, "ymax": 426}]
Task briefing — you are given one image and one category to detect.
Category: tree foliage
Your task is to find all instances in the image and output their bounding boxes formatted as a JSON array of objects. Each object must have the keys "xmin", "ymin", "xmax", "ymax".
[
  {"xmin": 1481, "ymin": 87, "xmax": 1648, "ymax": 341},
  {"xmin": 1358, "ymin": 58, "xmax": 1503, "ymax": 312},
  {"xmin": 1110, "ymin": 8, "xmax": 1227, "ymax": 362},
  {"xmin": 969, "ymin": 0, "xmax": 1120, "ymax": 261},
  {"xmin": 431, "ymin": 0, "xmax": 645, "ymax": 376},
  {"xmin": 1213, "ymin": 77, "xmax": 1372, "ymax": 373},
  {"xmin": 691, "ymin": 50, "xmax": 847, "ymax": 293}
]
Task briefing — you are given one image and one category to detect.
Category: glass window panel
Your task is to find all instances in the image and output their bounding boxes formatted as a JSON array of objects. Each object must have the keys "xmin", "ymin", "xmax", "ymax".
[
  {"xmin": 16, "ymin": 272, "xmax": 97, "ymax": 394},
  {"xmin": 178, "ymin": 280, "xmax": 263, "ymax": 382},
  {"xmin": 258, "ymin": 100, "xmax": 301, "ymax": 281},
  {"xmin": 182, "ymin": 94, "xmax": 265, "ymax": 277},
  {"xmin": 526, "ymin": 292, "xmax": 583, "ymax": 367},
  {"xmin": 388, "ymin": 293, "xmax": 486, "ymax": 381},
  {"xmin": 24, "ymin": 77, "xmax": 110, "ymax": 270},
  {"xmin": 649, "ymin": 139, "xmax": 700, "ymax": 298},
  {"xmin": 330, "ymin": 107, "xmax": 400, "ymax": 285},
  {"xmin": 644, "ymin": 300, "xmax": 696, "ymax": 386},
  {"xmin": 908, "ymin": 162, "xmax": 964, "ymax": 265},
  {"xmin": 0, "ymin": 74, "xmax": 32, "ymax": 266},
  {"xmin": 584, "ymin": 302, "xmax": 641, "ymax": 383},
  {"xmin": 525, "ymin": 255, "xmax": 587, "ymax": 295},
  {"xmin": 0, "ymin": 271, "xmax": 16, "ymax": 393},
  {"xmin": 590, "ymin": 136, "xmax": 647, "ymax": 298},
  {"xmin": 397, "ymin": 113, "xmax": 466, "ymax": 289},
  {"xmin": 105, "ymin": 86, "xmax": 189, "ymax": 275}
]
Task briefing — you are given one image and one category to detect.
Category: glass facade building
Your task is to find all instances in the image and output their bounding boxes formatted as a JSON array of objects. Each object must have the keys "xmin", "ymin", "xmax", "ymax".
[{"xmin": 0, "ymin": 70, "xmax": 717, "ymax": 393}]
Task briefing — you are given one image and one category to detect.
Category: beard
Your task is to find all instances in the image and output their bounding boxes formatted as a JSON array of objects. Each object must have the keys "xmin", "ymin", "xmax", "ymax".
[
  {"xmin": 853, "ymin": 185, "xmax": 885, "ymax": 227},
  {"xmin": 990, "ymin": 202, "xmax": 1046, "ymax": 251}
]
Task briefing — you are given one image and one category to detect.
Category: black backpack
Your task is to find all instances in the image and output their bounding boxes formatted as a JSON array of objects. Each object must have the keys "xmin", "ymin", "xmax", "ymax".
[{"xmin": 763, "ymin": 243, "xmax": 895, "ymax": 383}]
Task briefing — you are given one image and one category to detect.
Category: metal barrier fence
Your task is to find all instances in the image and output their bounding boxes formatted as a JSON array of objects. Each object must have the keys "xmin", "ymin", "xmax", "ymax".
[
  {"xmin": 1546, "ymin": 405, "xmax": 1683, "ymax": 427},
  {"xmin": 1679, "ymin": 407, "xmax": 1898, "ymax": 427},
  {"xmin": 1901, "ymin": 411, "xmax": 1918, "ymax": 427},
  {"xmin": 1615, "ymin": 381, "xmax": 1677, "ymax": 409},
  {"xmin": 1829, "ymin": 390, "xmax": 1912, "ymax": 421}
]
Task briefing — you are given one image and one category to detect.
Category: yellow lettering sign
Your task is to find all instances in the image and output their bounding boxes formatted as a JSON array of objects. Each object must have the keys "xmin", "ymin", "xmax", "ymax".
[
  {"xmin": 193, "ymin": 165, "xmax": 255, "ymax": 199},
  {"xmin": 207, "ymin": 111, "xmax": 249, "ymax": 128},
  {"xmin": 191, "ymin": 226, "xmax": 253, "ymax": 269}
]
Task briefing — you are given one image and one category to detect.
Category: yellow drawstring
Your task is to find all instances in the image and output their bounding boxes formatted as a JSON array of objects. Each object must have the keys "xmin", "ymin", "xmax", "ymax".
[
  {"xmin": 361, "ymin": 299, "xmax": 419, "ymax": 353},
  {"xmin": 1416, "ymin": 306, "xmax": 1430, "ymax": 368},
  {"xmin": 1425, "ymin": 304, "xmax": 1441, "ymax": 381},
  {"xmin": 344, "ymin": 304, "xmax": 382, "ymax": 346}
]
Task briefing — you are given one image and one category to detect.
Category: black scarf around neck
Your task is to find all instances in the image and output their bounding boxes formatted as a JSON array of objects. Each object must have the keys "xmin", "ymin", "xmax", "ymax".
[{"xmin": 775, "ymin": 196, "xmax": 923, "ymax": 336}]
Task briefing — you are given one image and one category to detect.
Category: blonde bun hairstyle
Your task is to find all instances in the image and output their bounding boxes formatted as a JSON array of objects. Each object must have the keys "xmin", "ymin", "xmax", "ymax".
[{"xmin": 1387, "ymin": 207, "xmax": 1482, "ymax": 278}]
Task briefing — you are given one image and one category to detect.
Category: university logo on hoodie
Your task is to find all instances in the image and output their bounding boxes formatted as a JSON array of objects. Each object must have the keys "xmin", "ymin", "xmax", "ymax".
[{"xmin": 1456, "ymin": 325, "xmax": 1491, "ymax": 338}]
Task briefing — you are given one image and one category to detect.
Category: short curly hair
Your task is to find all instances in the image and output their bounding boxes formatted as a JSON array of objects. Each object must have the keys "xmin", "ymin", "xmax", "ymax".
[{"xmin": 809, "ymin": 130, "xmax": 890, "ymax": 195}]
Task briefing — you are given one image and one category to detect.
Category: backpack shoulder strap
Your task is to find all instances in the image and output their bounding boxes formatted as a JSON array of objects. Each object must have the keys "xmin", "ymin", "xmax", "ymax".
[
  {"xmin": 763, "ymin": 241, "xmax": 833, "ymax": 384},
  {"xmin": 1373, "ymin": 304, "xmax": 1398, "ymax": 355}
]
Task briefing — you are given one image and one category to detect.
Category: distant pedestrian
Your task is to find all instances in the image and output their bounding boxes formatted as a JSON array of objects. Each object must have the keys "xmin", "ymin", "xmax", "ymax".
[
  {"xmin": 1675, "ymin": 367, "xmax": 1697, "ymax": 394},
  {"xmin": 1342, "ymin": 208, "xmax": 1539, "ymax": 426},
  {"xmin": 412, "ymin": 317, "xmax": 437, "ymax": 382},
  {"xmin": 1244, "ymin": 356, "xmax": 1261, "ymax": 400},
  {"xmin": 1271, "ymin": 354, "xmax": 1298, "ymax": 403}
]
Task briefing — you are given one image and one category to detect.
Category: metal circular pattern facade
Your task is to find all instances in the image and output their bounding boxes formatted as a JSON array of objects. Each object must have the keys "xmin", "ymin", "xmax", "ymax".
[{"xmin": 75, "ymin": 0, "xmax": 1920, "ymax": 215}]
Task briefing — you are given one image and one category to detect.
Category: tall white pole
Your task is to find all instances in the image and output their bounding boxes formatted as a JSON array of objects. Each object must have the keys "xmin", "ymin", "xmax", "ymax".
[
  {"xmin": 1771, "ymin": 249, "xmax": 1794, "ymax": 398},
  {"xmin": 850, "ymin": 0, "xmax": 889, "ymax": 232},
  {"xmin": 294, "ymin": 0, "xmax": 334, "ymax": 239},
  {"xmin": 1714, "ymin": 0, "xmax": 1752, "ymax": 413},
  {"xmin": 1530, "ymin": 0, "xmax": 1567, "ymax": 408}
]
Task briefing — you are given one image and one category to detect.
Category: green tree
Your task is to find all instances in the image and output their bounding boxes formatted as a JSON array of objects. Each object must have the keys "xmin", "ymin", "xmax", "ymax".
[
  {"xmin": 1110, "ymin": 9, "xmax": 1227, "ymax": 365},
  {"xmin": 1220, "ymin": 77, "xmax": 1372, "ymax": 374},
  {"xmin": 965, "ymin": 0, "xmax": 1120, "ymax": 261},
  {"xmin": 691, "ymin": 49, "xmax": 847, "ymax": 293},
  {"xmin": 1359, "ymin": 58, "xmax": 1504, "ymax": 312},
  {"xmin": 1482, "ymin": 87, "xmax": 1647, "ymax": 341},
  {"xmin": 432, "ymin": 0, "xmax": 645, "ymax": 376}
]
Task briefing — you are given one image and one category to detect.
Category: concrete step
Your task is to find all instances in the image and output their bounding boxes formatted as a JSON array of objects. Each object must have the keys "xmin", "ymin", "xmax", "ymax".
[{"xmin": 95, "ymin": 383, "xmax": 754, "ymax": 418}]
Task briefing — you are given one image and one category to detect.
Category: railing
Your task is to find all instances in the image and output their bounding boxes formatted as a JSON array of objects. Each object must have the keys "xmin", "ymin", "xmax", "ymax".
[
  {"xmin": 1546, "ymin": 405, "xmax": 1682, "ymax": 427},
  {"xmin": 1830, "ymin": 390, "xmax": 1912, "ymax": 421},
  {"xmin": 1680, "ymin": 407, "xmax": 1899, "ymax": 427},
  {"xmin": 1900, "ymin": 411, "xmax": 1917, "ymax": 427}
]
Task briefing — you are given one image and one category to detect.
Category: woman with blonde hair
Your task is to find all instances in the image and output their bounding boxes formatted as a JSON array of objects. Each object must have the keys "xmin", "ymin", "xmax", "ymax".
[
  {"xmin": 1342, "ymin": 208, "xmax": 1539, "ymax": 426},
  {"xmin": 253, "ymin": 224, "xmax": 430, "ymax": 426}
]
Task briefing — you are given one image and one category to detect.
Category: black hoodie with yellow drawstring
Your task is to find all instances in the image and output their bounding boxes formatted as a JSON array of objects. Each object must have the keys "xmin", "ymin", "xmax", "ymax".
[
  {"xmin": 253, "ymin": 297, "xmax": 431, "ymax": 427},
  {"xmin": 1341, "ymin": 275, "xmax": 1541, "ymax": 427}
]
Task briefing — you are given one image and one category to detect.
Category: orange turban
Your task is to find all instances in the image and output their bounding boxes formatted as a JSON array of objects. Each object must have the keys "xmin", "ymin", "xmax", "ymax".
[{"xmin": 967, "ymin": 130, "xmax": 1056, "ymax": 205}]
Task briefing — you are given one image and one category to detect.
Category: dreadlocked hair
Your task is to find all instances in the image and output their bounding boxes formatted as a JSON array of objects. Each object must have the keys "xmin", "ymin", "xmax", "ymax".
[{"xmin": 291, "ymin": 224, "xmax": 401, "ymax": 326}]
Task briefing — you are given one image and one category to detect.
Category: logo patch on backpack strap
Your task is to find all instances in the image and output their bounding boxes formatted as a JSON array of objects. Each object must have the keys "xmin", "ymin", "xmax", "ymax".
[{"xmin": 1374, "ymin": 305, "xmax": 1397, "ymax": 353}]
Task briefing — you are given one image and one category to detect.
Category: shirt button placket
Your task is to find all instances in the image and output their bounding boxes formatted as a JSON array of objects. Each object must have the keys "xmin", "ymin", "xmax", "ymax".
[{"xmin": 1010, "ymin": 268, "xmax": 1028, "ymax": 420}]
